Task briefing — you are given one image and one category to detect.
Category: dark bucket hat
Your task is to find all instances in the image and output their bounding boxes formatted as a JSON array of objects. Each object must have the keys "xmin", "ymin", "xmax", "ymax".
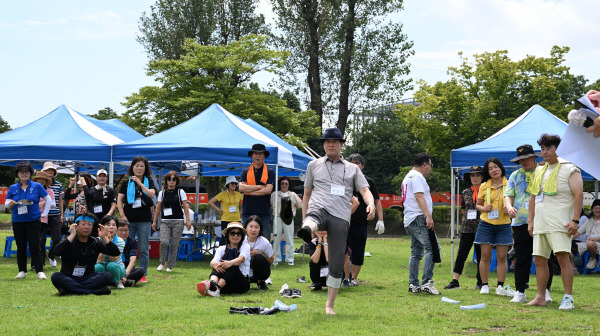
[
  {"xmin": 248, "ymin": 143, "xmax": 270, "ymax": 158},
  {"xmin": 319, "ymin": 127, "xmax": 346, "ymax": 143},
  {"xmin": 509, "ymin": 144, "xmax": 540, "ymax": 163}
]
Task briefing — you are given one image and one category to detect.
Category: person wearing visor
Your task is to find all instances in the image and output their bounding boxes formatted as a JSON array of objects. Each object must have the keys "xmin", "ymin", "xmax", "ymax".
[
  {"xmin": 6, "ymin": 161, "xmax": 52, "ymax": 280},
  {"xmin": 209, "ymin": 176, "xmax": 244, "ymax": 233},
  {"xmin": 50, "ymin": 213, "xmax": 120, "ymax": 295},
  {"xmin": 445, "ymin": 165, "xmax": 483, "ymax": 290},
  {"xmin": 88, "ymin": 169, "xmax": 116, "ymax": 221}
]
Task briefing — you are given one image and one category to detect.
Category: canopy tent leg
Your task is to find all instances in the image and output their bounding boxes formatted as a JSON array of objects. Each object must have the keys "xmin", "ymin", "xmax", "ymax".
[
  {"xmin": 109, "ymin": 147, "xmax": 115, "ymax": 188},
  {"xmin": 595, "ymin": 180, "xmax": 598, "ymax": 199},
  {"xmin": 450, "ymin": 168, "xmax": 456, "ymax": 273},
  {"xmin": 274, "ymin": 164, "xmax": 279, "ymax": 243}
]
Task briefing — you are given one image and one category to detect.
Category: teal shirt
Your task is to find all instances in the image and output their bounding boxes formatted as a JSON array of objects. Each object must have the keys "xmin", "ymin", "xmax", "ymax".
[
  {"xmin": 100, "ymin": 235, "xmax": 125, "ymax": 267},
  {"xmin": 504, "ymin": 169, "xmax": 533, "ymax": 226}
]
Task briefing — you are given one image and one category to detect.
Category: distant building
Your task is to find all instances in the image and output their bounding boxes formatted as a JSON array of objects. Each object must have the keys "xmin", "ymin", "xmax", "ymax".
[{"xmin": 350, "ymin": 98, "xmax": 420, "ymax": 134}]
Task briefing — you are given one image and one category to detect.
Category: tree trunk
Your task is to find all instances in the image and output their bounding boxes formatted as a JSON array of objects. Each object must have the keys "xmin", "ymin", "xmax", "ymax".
[
  {"xmin": 336, "ymin": 0, "xmax": 356, "ymax": 136},
  {"xmin": 300, "ymin": 0, "xmax": 324, "ymax": 127}
]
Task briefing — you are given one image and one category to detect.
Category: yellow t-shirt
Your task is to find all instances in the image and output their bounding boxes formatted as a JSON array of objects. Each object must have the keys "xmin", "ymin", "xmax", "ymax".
[
  {"xmin": 478, "ymin": 177, "xmax": 510, "ymax": 225},
  {"xmin": 215, "ymin": 191, "xmax": 244, "ymax": 222}
]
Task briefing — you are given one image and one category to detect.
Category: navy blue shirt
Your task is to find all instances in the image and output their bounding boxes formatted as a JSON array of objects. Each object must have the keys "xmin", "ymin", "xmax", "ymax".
[
  {"xmin": 7, "ymin": 180, "xmax": 48, "ymax": 222},
  {"xmin": 240, "ymin": 165, "xmax": 275, "ymax": 216}
]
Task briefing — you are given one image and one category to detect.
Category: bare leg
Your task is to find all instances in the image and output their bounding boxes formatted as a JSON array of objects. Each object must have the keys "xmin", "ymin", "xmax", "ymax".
[
  {"xmin": 326, "ymin": 287, "xmax": 339, "ymax": 315},
  {"xmin": 556, "ymin": 252, "xmax": 573, "ymax": 295},
  {"xmin": 351, "ymin": 265, "xmax": 362, "ymax": 280},
  {"xmin": 569, "ymin": 253, "xmax": 576, "ymax": 269},
  {"xmin": 479, "ymin": 244, "xmax": 492, "ymax": 284},
  {"xmin": 588, "ymin": 240, "xmax": 598, "ymax": 256},
  {"xmin": 217, "ymin": 278, "xmax": 226, "ymax": 288},
  {"xmin": 496, "ymin": 245, "xmax": 508, "ymax": 283},
  {"xmin": 452, "ymin": 272, "xmax": 461, "ymax": 281},
  {"xmin": 526, "ymin": 255, "xmax": 548, "ymax": 306}
]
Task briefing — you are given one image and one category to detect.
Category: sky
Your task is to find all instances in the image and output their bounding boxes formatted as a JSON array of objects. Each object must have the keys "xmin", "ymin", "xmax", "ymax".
[{"xmin": 1, "ymin": 0, "xmax": 599, "ymax": 129}]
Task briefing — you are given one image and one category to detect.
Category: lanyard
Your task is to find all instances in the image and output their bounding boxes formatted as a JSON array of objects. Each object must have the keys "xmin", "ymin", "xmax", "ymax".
[{"xmin": 325, "ymin": 160, "xmax": 345, "ymax": 185}]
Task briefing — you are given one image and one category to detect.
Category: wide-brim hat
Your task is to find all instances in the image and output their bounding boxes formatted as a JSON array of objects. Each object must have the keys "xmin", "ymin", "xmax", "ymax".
[
  {"xmin": 31, "ymin": 173, "xmax": 52, "ymax": 185},
  {"xmin": 463, "ymin": 165, "xmax": 483, "ymax": 179},
  {"xmin": 248, "ymin": 143, "xmax": 270, "ymax": 158},
  {"xmin": 225, "ymin": 176, "xmax": 238, "ymax": 188},
  {"xmin": 41, "ymin": 161, "xmax": 58, "ymax": 177},
  {"xmin": 510, "ymin": 144, "xmax": 540, "ymax": 163},
  {"xmin": 319, "ymin": 127, "xmax": 345, "ymax": 143},
  {"xmin": 222, "ymin": 222, "xmax": 247, "ymax": 236}
]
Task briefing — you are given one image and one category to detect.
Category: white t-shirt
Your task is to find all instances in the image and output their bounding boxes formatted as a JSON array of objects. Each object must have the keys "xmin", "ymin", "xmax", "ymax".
[
  {"xmin": 211, "ymin": 242, "xmax": 251, "ymax": 276},
  {"xmin": 243, "ymin": 236, "xmax": 273, "ymax": 278},
  {"xmin": 402, "ymin": 169, "xmax": 432, "ymax": 227}
]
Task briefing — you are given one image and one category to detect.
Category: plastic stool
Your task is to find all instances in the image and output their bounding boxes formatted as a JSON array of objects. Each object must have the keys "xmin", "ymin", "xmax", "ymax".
[
  {"xmin": 582, "ymin": 252, "xmax": 600, "ymax": 275},
  {"xmin": 280, "ymin": 241, "xmax": 286, "ymax": 261},
  {"xmin": 4, "ymin": 236, "xmax": 17, "ymax": 258}
]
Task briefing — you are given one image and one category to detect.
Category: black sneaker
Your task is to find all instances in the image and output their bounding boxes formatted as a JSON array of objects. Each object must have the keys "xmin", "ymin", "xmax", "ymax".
[
  {"xmin": 291, "ymin": 289, "xmax": 302, "ymax": 298},
  {"xmin": 342, "ymin": 278, "xmax": 351, "ymax": 288},
  {"xmin": 57, "ymin": 288, "xmax": 68, "ymax": 296},
  {"xmin": 444, "ymin": 280, "xmax": 460, "ymax": 289},
  {"xmin": 311, "ymin": 285, "xmax": 323, "ymax": 292},
  {"xmin": 94, "ymin": 286, "xmax": 111, "ymax": 295},
  {"xmin": 297, "ymin": 226, "xmax": 312, "ymax": 244},
  {"xmin": 124, "ymin": 279, "xmax": 136, "ymax": 287},
  {"xmin": 258, "ymin": 282, "xmax": 269, "ymax": 291},
  {"xmin": 281, "ymin": 289, "xmax": 292, "ymax": 298}
]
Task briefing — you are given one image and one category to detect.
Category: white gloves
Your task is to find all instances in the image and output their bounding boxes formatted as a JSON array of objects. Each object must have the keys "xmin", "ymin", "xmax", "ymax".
[{"xmin": 375, "ymin": 220, "xmax": 385, "ymax": 235}]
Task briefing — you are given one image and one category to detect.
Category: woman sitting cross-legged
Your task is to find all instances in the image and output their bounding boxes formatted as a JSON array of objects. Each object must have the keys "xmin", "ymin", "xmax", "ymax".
[
  {"xmin": 197, "ymin": 222, "xmax": 250, "ymax": 297},
  {"xmin": 95, "ymin": 215, "xmax": 126, "ymax": 289},
  {"xmin": 244, "ymin": 215, "xmax": 274, "ymax": 290}
]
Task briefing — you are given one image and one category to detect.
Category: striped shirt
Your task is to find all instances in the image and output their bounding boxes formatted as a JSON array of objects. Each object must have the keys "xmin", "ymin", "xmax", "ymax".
[{"xmin": 48, "ymin": 179, "xmax": 63, "ymax": 216}]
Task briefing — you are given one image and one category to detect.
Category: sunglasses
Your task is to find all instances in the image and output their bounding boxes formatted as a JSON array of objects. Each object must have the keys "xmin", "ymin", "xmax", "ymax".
[
  {"xmin": 228, "ymin": 231, "xmax": 243, "ymax": 237},
  {"xmin": 281, "ymin": 182, "xmax": 289, "ymax": 185},
  {"xmin": 166, "ymin": 177, "xmax": 178, "ymax": 181}
]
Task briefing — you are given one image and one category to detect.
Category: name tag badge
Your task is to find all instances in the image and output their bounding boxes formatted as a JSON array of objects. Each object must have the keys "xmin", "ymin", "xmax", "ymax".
[
  {"xmin": 320, "ymin": 267, "xmax": 329, "ymax": 277},
  {"xmin": 163, "ymin": 208, "xmax": 173, "ymax": 216},
  {"xmin": 17, "ymin": 205, "xmax": 28, "ymax": 215},
  {"xmin": 330, "ymin": 184, "xmax": 345, "ymax": 196},
  {"xmin": 93, "ymin": 204, "xmax": 103, "ymax": 213},
  {"xmin": 72, "ymin": 266, "xmax": 85, "ymax": 277},
  {"xmin": 466, "ymin": 209, "xmax": 477, "ymax": 220},
  {"xmin": 535, "ymin": 193, "xmax": 544, "ymax": 204},
  {"xmin": 229, "ymin": 205, "xmax": 236, "ymax": 213},
  {"xmin": 132, "ymin": 198, "xmax": 142, "ymax": 208},
  {"xmin": 488, "ymin": 210, "xmax": 499, "ymax": 219}
]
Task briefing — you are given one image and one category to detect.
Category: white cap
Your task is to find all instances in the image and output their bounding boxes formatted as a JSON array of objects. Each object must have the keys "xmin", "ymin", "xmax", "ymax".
[
  {"xmin": 225, "ymin": 176, "xmax": 238, "ymax": 188},
  {"xmin": 96, "ymin": 169, "xmax": 108, "ymax": 176}
]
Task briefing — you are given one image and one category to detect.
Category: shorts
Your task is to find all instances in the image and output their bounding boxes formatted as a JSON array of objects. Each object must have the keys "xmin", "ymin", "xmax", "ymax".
[
  {"xmin": 576, "ymin": 241, "xmax": 600, "ymax": 255},
  {"xmin": 533, "ymin": 232, "xmax": 572, "ymax": 259},
  {"xmin": 474, "ymin": 221, "xmax": 513, "ymax": 246}
]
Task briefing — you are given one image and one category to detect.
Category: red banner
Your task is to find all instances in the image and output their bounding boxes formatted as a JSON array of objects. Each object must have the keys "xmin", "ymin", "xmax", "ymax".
[
  {"xmin": 0, "ymin": 187, "xmax": 8, "ymax": 204},
  {"xmin": 185, "ymin": 193, "xmax": 209, "ymax": 204}
]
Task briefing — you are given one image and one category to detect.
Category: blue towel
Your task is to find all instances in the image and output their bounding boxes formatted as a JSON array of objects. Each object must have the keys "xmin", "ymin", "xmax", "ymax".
[{"xmin": 126, "ymin": 177, "xmax": 149, "ymax": 204}]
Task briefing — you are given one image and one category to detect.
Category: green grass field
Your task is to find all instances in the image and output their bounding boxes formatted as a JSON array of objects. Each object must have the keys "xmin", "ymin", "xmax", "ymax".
[{"xmin": 0, "ymin": 230, "xmax": 599, "ymax": 335}]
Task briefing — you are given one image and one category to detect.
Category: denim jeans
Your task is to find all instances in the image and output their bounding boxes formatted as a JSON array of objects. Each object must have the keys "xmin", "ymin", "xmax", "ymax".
[
  {"xmin": 405, "ymin": 215, "xmax": 434, "ymax": 286},
  {"xmin": 129, "ymin": 222, "xmax": 151, "ymax": 274}
]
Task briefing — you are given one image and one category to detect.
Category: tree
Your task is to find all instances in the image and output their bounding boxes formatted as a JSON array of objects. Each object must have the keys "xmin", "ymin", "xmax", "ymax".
[
  {"xmin": 342, "ymin": 110, "xmax": 424, "ymax": 193},
  {"xmin": 138, "ymin": 0, "xmax": 267, "ymax": 60},
  {"xmin": 397, "ymin": 46, "xmax": 583, "ymax": 163},
  {"xmin": 271, "ymin": 0, "xmax": 414, "ymax": 134},
  {"xmin": 88, "ymin": 107, "xmax": 119, "ymax": 120},
  {"xmin": 122, "ymin": 35, "xmax": 319, "ymax": 146},
  {"xmin": 0, "ymin": 116, "xmax": 12, "ymax": 186},
  {"xmin": 391, "ymin": 167, "xmax": 449, "ymax": 194}
]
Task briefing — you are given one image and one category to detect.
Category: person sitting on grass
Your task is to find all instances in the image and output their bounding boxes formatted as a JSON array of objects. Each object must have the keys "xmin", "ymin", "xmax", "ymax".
[
  {"xmin": 243, "ymin": 215, "xmax": 274, "ymax": 291},
  {"xmin": 50, "ymin": 213, "xmax": 120, "ymax": 295},
  {"xmin": 197, "ymin": 222, "xmax": 250, "ymax": 297},
  {"xmin": 95, "ymin": 215, "xmax": 126, "ymax": 289},
  {"xmin": 309, "ymin": 231, "xmax": 329, "ymax": 291},
  {"xmin": 116, "ymin": 219, "xmax": 145, "ymax": 287},
  {"xmin": 573, "ymin": 199, "xmax": 600, "ymax": 270}
]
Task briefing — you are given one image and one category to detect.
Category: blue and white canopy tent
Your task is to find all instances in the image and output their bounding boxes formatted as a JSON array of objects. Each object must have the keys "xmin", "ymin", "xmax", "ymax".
[
  {"xmin": 448, "ymin": 105, "xmax": 597, "ymax": 271},
  {"xmin": 0, "ymin": 104, "xmax": 144, "ymax": 185}
]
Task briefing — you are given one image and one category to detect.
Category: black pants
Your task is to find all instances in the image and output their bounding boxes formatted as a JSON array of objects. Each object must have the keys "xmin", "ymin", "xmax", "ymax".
[
  {"xmin": 47, "ymin": 215, "xmax": 62, "ymax": 260},
  {"xmin": 51, "ymin": 271, "xmax": 112, "ymax": 295},
  {"xmin": 210, "ymin": 266, "xmax": 250, "ymax": 294},
  {"xmin": 309, "ymin": 260, "xmax": 327, "ymax": 286},
  {"xmin": 250, "ymin": 254, "xmax": 271, "ymax": 282},
  {"xmin": 348, "ymin": 223, "xmax": 367, "ymax": 266},
  {"xmin": 453, "ymin": 232, "xmax": 482, "ymax": 285},
  {"xmin": 127, "ymin": 268, "xmax": 145, "ymax": 283},
  {"xmin": 12, "ymin": 220, "xmax": 43, "ymax": 273},
  {"xmin": 37, "ymin": 221, "xmax": 48, "ymax": 266},
  {"xmin": 513, "ymin": 225, "xmax": 553, "ymax": 292}
]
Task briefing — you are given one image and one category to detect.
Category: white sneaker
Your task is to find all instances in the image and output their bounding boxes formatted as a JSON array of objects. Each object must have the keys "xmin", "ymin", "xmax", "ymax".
[
  {"xmin": 420, "ymin": 280, "xmax": 440, "ymax": 295},
  {"xmin": 157, "ymin": 264, "xmax": 165, "ymax": 271},
  {"xmin": 496, "ymin": 285, "xmax": 515, "ymax": 297},
  {"xmin": 273, "ymin": 261, "xmax": 278, "ymax": 268},
  {"xmin": 480, "ymin": 285, "xmax": 490, "ymax": 294},
  {"xmin": 116, "ymin": 282, "xmax": 125, "ymax": 289},
  {"xmin": 545, "ymin": 289, "xmax": 553, "ymax": 303},
  {"xmin": 166, "ymin": 268, "xmax": 172, "ymax": 272},
  {"xmin": 279, "ymin": 283, "xmax": 289, "ymax": 294},
  {"xmin": 558, "ymin": 296, "xmax": 574, "ymax": 310},
  {"xmin": 207, "ymin": 288, "xmax": 220, "ymax": 297},
  {"xmin": 510, "ymin": 291, "xmax": 527, "ymax": 303},
  {"xmin": 287, "ymin": 261, "xmax": 294, "ymax": 266},
  {"xmin": 15, "ymin": 271, "xmax": 27, "ymax": 279},
  {"xmin": 586, "ymin": 256, "xmax": 598, "ymax": 270},
  {"xmin": 49, "ymin": 258, "xmax": 57, "ymax": 267},
  {"xmin": 37, "ymin": 272, "xmax": 47, "ymax": 280},
  {"xmin": 265, "ymin": 277, "xmax": 273, "ymax": 285}
]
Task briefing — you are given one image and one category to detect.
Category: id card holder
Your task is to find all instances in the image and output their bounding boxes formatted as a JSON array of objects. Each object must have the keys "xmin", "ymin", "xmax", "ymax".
[
  {"xmin": 229, "ymin": 205, "xmax": 236, "ymax": 213},
  {"xmin": 93, "ymin": 204, "xmax": 103, "ymax": 213},
  {"xmin": 73, "ymin": 265, "xmax": 85, "ymax": 277},
  {"xmin": 320, "ymin": 267, "xmax": 329, "ymax": 277},
  {"xmin": 330, "ymin": 184, "xmax": 345, "ymax": 196},
  {"xmin": 163, "ymin": 208, "xmax": 173, "ymax": 216},
  {"xmin": 535, "ymin": 193, "xmax": 544, "ymax": 204},
  {"xmin": 466, "ymin": 209, "xmax": 477, "ymax": 220},
  {"xmin": 17, "ymin": 205, "xmax": 28, "ymax": 215},
  {"xmin": 488, "ymin": 210, "xmax": 499, "ymax": 219},
  {"xmin": 132, "ymin": 198, "xmax": 142, "ymax": 208}
]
